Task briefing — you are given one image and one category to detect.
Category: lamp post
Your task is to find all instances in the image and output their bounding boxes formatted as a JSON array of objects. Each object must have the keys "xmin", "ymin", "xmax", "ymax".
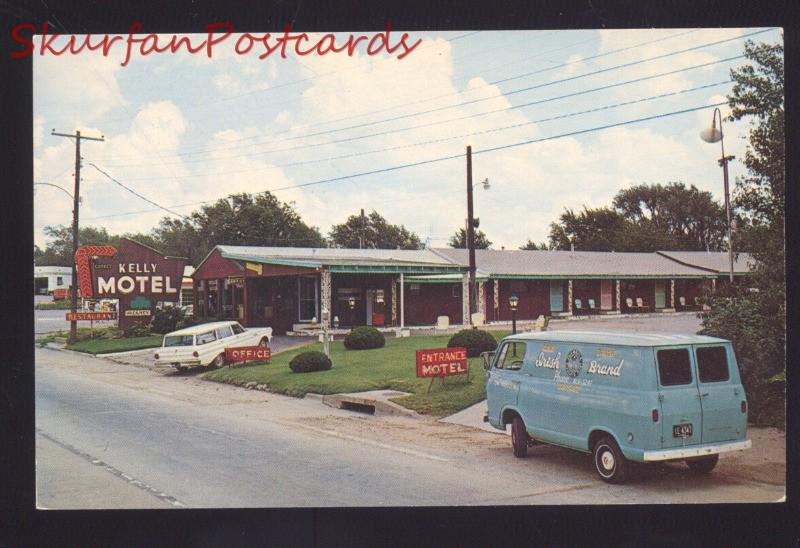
[
  {"xmin": 700, "ymin": 107, "xmax": 735, "ymax": 284},
  {"xmin": 509, "ymin": 295, "xmax": 519, "ymax": 335},
  {"xmin": 321, "ymin": 308, "xmax": 330, "ymax": 357}
]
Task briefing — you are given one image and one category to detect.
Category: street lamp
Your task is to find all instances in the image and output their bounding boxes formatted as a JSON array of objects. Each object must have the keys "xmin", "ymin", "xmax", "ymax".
[
  {"xmin": 700, "ymin": 107, "xmax": 735, "ymax": 284},
  {"xmin": 509, "ymin": 295, "xmax": 519, "ymax": 335}
]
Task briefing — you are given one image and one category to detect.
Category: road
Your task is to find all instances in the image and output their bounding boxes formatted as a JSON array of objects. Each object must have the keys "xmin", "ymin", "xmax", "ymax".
[
  {"xmin": 36, "ymin": 345, "xmax": 784, "ymax": 508},
  {"xmin": 35, "ymin": 308, "xmax": 117, "ymax": 334}
]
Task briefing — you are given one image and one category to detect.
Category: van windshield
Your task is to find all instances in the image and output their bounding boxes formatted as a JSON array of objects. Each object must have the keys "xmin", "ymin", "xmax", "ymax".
[{"xmin": 164, "ymin": 335, "xmax": 194, "ymax": 347}]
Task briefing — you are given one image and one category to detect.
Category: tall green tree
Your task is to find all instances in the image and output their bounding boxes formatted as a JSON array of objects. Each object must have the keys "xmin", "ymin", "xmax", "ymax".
[
  {"xmin": 547, "ymin": 183, "xmax": 727, "ymax": 252},
  {"xmin": 520, "ymin": 239, "xmax": 549, "ymax": 250},
  {"xmin": 448, "ymin": 228, "xmax": 492, "ymax": 249},
  {"xmin": 700, "ymin": 40, "xmax": 785, "ymax": 427},
  {"xmin": 329, "ymin": 210, "xmax": 421, "ymax": 249}
]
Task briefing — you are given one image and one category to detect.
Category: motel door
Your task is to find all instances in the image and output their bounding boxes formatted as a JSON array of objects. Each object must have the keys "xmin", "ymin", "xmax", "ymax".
[
  {"xmin": 549, "ymin": 281, "xmax": 564, "ymax": 312},
  {"xmin": 654, "ymin": 281, "xmax": 666, "ymax": 309},
  {"xmin": 365, "ymin": 289, "xmax": 386, "ymax": 327},
  {"xmin": 600, "ymin": 279, "xmax": 613, "ymax": 310}
]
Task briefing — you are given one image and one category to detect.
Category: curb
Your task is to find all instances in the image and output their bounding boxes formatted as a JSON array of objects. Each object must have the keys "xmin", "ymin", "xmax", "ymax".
[{"xmin": 321, "ymin": 393, "xmax": 421, "ymax": 418}]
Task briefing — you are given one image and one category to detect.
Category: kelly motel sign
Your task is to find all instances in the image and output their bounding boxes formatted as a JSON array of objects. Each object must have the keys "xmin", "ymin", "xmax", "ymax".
[
  {"xmin": 75, "ymin": 238, "xmax": 188, "ymax": 329},
  {"xmin": 415, "ymin": 347, "xmax": 469, "ymax": 378}
]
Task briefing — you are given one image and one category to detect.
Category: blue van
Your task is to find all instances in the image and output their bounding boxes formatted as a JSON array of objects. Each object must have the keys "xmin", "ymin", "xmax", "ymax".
[{"xmin": 482, "ymin": 331, "xmax": 751, "ymax": 483}]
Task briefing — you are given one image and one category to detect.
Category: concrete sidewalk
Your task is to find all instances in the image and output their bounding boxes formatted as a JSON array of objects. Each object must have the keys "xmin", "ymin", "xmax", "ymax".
[{"xmin": 439, "ymin": 400, "xmax": 509, "ymax": 435}]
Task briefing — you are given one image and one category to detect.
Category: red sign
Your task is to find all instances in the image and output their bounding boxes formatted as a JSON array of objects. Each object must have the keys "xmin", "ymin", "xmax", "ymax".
[
  {"xmin": 225, "ymin": 346, "xmax": 271, "ymax": 363},
  {"xmin": 415, "ymin": 347, "xmax": 468, "ymax": 378},
  {"xmin": 65, "ymin": 312, "xmax": 117, "ymax": 321}
]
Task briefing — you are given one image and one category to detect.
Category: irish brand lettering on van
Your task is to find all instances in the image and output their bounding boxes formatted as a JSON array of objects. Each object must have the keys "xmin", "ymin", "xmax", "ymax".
[
  {"xmin": 416, "ymin": 347, "xmax": 468, "ymax": 377},
  {"xmin": 535, "ymin": 351, "xmax": 561, "ymax": 369},
  {"xmin": 587, "ymin": 359, "xmax": 624, "ymax": 376}
]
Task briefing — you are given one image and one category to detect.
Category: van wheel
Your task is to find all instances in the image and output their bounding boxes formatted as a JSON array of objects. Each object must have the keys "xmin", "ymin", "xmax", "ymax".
[
  {"xmin": 511, "ymin": 416, "xmax": 528, "ymax": 458},
  {"xmin": 686, "ymin": 454, "xmax": 719, "ymax": 474},
  {"xmin": 593, "ymin": 436, "xmax": 628, "ymax": 483},
  {"xmin": 210, "ymin": 354, "xmax": 225, "ymax": 369}
]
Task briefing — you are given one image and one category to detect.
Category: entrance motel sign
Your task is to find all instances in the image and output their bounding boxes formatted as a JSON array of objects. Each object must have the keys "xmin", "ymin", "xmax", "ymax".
[{"xmin": 75, "ymin": 238, "xmax": 188, "ymax": 329}]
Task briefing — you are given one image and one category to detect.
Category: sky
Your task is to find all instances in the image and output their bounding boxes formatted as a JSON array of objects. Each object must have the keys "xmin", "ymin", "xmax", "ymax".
[{"xmin": 32, "ymin": 26, "xmax": 783, "ymax": 251}]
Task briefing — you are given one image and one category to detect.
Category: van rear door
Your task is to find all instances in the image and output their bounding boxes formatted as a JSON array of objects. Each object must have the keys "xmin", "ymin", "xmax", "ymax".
[
  {"xmin": 656, "ymin": 347, "xmax": 702, "ymax": 448},
  {"xmin": 694, "ymin": 344, "xmax": 745, "ymax": 443}
]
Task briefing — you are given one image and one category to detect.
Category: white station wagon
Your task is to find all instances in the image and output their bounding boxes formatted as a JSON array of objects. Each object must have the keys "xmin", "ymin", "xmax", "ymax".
[{"xmin": 154, "ymin": 320, "xmax": 273, "ymax": 370}]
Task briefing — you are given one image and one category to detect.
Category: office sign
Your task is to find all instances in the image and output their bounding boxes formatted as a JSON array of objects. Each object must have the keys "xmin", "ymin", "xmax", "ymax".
[
  {"xmin": 225, "ymin": 346, "xmax": 271, "ymax": 363},
  {"xmin": 415, "ymin": 347, "xmax": 468, "ymax": 377}
]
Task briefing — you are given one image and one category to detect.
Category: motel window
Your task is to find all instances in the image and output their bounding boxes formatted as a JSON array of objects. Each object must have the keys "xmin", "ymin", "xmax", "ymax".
[
  {"xmin": 452, "ymin": 284, "xmax": 460, "ymax": 298},
  {"xmin": 56, "ymin": 276, "xmax": 63, "ymax": 286},
  {"xmin": 657, "ymin": 348, "xmax": 693, "ymax": 386}
]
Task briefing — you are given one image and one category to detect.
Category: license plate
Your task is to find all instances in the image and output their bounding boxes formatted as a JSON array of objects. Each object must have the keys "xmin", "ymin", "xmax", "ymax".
[{"xmin": 673, "ymin": 423, "xmax": 693, "ymax": 438}]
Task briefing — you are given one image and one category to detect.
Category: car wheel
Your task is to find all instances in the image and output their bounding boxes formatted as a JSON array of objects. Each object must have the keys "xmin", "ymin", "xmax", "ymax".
[
  {"xmin": 686, "ymin": 454, "xmax": 719, "ymax": 474},
  {"xmin": 511, "ymin": 416, "xmax": 528, "ymax": 458},
  {"xmin": 593, "ymin": 435, "xmax": 628, "ymax": 483},
  {"xmin": 210, "ymin": 354, "xmax": 225, "ymax": 369},
  {"xmin": 259, "ymin": 337, "xmax": 269, "ymax": 348}
]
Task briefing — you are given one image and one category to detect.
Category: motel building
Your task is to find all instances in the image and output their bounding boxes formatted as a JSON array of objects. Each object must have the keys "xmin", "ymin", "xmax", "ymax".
[{"xmin": 191, "ymin": 246, "xmax": 752, "ymax": 334}]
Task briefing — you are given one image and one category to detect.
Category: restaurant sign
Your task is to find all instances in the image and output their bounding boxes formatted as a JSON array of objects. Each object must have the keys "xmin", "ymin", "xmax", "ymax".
[
  {"xmin": 75, "ymin": 238, "xmax": 188, "ymax": 329},
  {"xmin": 415, "ymin": 347, "xmax": 468, "ymax": 378},
  {"xmin": 65, "ymin": 311, "xmax": 117, "ymax": 321}
]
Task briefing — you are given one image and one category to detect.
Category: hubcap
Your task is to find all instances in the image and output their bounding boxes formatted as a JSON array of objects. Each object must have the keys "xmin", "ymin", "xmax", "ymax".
[{"xmin": 602, "ymin": 450, "xmax": 615, "ymax": 470}]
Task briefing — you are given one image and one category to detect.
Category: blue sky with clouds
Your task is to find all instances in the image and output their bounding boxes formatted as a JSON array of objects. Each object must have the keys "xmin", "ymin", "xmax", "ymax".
[{"xmin": 33, "ymin": 27, "xmax": 782, "ymax": 249}]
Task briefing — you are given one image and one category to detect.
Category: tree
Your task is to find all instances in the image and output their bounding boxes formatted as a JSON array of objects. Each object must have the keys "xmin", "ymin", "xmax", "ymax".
[
  {"xmin": 700, "ymin": 40, "xmax": 785, "ymax": 427},
  {"xmin": 34, "ymin": 225, "xmax": 118, "ymax": 266},
  {"xmin": 448, "ymin": 228, "xmax": 492, "ymax": 249},
  {"xmin": 520, "ymin": 239, "xmax": 549, "ymax": 250},
  {"xmin": 160, "ymin": 192, "xmax": 327, "ymax": 265},
  {"xmin": 329, "ymin": 210, "xmax": 421, "ymax": 249},
  {"xmin": 546, "ymin": 184, "xmax": 727, "ymax": 252}
]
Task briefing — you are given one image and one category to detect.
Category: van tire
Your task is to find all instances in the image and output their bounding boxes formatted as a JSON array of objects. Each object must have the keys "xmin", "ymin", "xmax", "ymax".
[
  {"xmin": 686, "ymin": 454, "xmax": 719, "ymax": 474},
  {"xmin": 511, "ymin": 416, "xmax": 528, "ymax": 458},
  {"xmin": 593, "ymin": 436, "xmax": 628, "ymax": 483}
]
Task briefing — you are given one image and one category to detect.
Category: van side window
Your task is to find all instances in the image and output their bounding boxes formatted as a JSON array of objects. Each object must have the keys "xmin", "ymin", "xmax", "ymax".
[
  {"xmin": 196, "ymin": 331, "xmax": 216, "ymax": 345},
  {"xmin": 496, "ymin": 342, "xmax": 526, "ymax": 370},
  {"xmin": 657, "ymin": 348, "xmax": 693, "ymax": 386},
  {"xmin": 696, "ymin": 347, "xmax": 730, "ymax": 383}
]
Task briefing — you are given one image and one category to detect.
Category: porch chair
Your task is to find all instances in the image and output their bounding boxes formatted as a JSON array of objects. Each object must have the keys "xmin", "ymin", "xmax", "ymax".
[
  {"xmin": 625, "ymin": 297, "xmax": 634, "ymax": 311},
  {"xmin": 636, "ymin": 297, "xmax": 649, "ymax": 311},
  {"xmin": 587, "ymin": 298, "xmax": 597, "ymax": 312},
  {"xmin": 679, "ymin": 296, "xmax": 686, "ymax": 308},
  {"xmin": 574, "ymin": 298, "xmax": 583, "ymax": 312}
]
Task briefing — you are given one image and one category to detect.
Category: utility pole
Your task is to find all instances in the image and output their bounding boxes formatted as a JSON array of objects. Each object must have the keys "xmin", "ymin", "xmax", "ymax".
[
  {"xmin": 51, "ymin": 129, "xmax": 104, "ymax": 344},
  {"xmin": 466, "ymin": 146, "xmax": 476, "ymax": 325},
  {"xmin": 359, "ymin": 208, "xmax": 366, "ymax": 249}
]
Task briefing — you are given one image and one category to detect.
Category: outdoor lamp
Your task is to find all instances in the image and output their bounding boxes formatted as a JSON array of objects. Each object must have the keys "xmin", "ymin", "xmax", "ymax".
[
  {"xmin": 699, "ymin": 107, "xmax": 735, "ymax": 284},
  {"xmin": 509, "ymin": 295, "xmax": 519, "ymax": 335},
  {"xmin": 347, "ymin": 296, "xmax": 356, "ymax": 310},
  {"xmin": 333, "ymin": 316, "xmax": 340, "ymax": 329}
]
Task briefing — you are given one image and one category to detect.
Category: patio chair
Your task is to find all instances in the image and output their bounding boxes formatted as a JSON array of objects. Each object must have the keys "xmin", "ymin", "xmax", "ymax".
[
  {"xmin": 574, "ymin": 298, "xmax": 583, "ymax": 312},
  {"xmin": 636, "ymin": 297, "xmax": 649, "ymax": 311},
  {"xmin": 625, "ymin": 297, "xmax": 634, "ymax": 311},
  {"xmin": 679, "ymin": 296, "xmax": 686, "ymax": 308},
  {"xmin": 587, "ymin": 298, "xmax": 597, "ymax": 311}
]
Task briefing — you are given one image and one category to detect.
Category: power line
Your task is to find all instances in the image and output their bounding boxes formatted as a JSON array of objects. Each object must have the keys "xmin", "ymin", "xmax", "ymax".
[
  {"xmin": 102, "ymin": 27, "xmax": 752, "ymax": 163},
  {"xmin": 105, "ymin": 54, "xmax": 743, "ymax": 171},
  {"xmin": 112, "ymin": 78, "xmax": 732, "ymax": 182},
  {"xmin": 82, "ymin": 101, "xmax": 727, "ymax": 222},
  {"xmin": 86, "ymin": 163, "xmax": 189, "ymax": 219}
]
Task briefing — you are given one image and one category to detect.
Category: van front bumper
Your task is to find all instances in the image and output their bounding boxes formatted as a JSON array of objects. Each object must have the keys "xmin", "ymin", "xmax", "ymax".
[{"xmin": 642, "ymin": 439, "xmax": 751, "ymax": 462}]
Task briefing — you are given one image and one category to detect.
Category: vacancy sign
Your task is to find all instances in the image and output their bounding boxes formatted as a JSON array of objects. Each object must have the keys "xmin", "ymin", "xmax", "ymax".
[
  {"xmin": 225, "ymin": 346, "xmax": 271, "ymax": 363},
  {"xmin": 415, "ymin": 347, "xmax": 468, "ymax": 378}
]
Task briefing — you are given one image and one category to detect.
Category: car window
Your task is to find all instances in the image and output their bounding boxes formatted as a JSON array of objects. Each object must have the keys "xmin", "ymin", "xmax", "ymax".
[
  {"xmin": 231, "ymin": 323, "xmax": 245, "ymax": 335},
  {"xmin": 215, "ymin": 326, "xmax": 234, "ymax": 339},
  {"xmin": 496, "ymin": 342, "xmax": 526, "ymax": 371},
  {"xmin": 657, "ymin": 348, "xmax": 693, "ymax": 386},
  {"xmin": 196, "ymin": 331, "xmax": 216, "ymax": 345},
  {"xmin": 696, "ymin": 346, "xmax": 730, "ymax": 383},
  {"xmin": 164, "ymin": 335, "xmax": 194, "ymax": 347}
]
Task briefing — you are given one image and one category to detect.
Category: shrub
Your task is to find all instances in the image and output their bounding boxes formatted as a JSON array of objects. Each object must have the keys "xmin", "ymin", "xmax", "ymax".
[
  {"xmin": 122, "ymin": 323, "xmax": 151, "ymax": 338},
  {"xmin": 289, "ymin": 351, "xmax": 333, "ymax": 373},
  {"xmin": 150, "ymin": 306, "xmax": 184, "ymax": 334},
  {"xmin": 343, "ymin": 326, "xmax": 386, "ymax": 350},
  {"xmin": 447, "ymin": 329, "xmax": 497, "ymax": 358},
  {"xmin": 176, "ymin": 315, "xmax": 201, "ymax": 330}
]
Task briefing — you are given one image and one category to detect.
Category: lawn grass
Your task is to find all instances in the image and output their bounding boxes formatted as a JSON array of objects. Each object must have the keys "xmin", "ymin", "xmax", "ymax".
[
  {"xmin": 205, "ymin": 330, "xmax": 513, "ymax": 417},
  {"xmin": 67, "ymin": 335, "xmax": 163, "ymax": 354},
  {"xmin": 34, "ymin": 300, "xmax": 72, "ymax": 310}
]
